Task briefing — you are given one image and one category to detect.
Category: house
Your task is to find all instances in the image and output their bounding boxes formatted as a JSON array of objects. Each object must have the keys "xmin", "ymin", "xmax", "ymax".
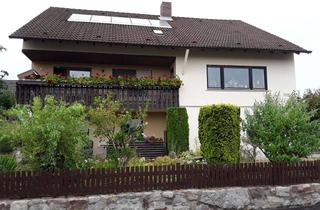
[{"xmin": 9, "ymin": 2, "xmax": 310, "ymax": 154}]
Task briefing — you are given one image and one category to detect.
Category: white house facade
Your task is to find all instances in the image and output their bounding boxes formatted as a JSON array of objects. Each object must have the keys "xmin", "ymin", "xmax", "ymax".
[{"xmin": 10, "ymin": 2, "xmax": 310, "ymax": 153}]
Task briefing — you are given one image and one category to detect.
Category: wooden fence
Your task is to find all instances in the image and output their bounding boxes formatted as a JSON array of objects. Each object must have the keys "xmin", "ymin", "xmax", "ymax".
[
  {"xmin": 16, "ymin": 80, "xmax": 180, "ymax": 110},
  {"xmin": 1, "ymin": 161, "xmax": 320, "ymax": 199}
]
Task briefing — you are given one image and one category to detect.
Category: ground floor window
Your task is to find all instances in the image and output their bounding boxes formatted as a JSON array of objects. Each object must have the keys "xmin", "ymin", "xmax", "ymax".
[{"xmin": 207, "ymin": 65, "xmax": 267, "ymax": 90}]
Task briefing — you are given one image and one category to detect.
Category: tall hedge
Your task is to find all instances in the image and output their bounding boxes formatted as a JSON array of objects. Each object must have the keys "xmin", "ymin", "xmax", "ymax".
[
  {"xmin": 166, "ymin": 107, "xmax": 189, "ymax": 154},
  {"xmin": 199, "ymin": 104, "xmax": 240, "ymax": 164}
]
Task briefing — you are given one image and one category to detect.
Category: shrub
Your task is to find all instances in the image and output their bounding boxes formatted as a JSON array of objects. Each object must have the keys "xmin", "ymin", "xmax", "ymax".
[
  {"xmin": 91, "ymin": 159, "xmax": 118, "ymax": 169},
  {"xmin": 0, "ymin": 155, "xmax": 17, "ymax": 171},
  {"xmin": 153, "ymin": 156, "xmax": 178, "ymax": 166},
  {"xmin": 10, "ymin": 96, "xmax": 89, "ymax": 170},
  {"xmin": 166, "ymin": 107, "xmax": 189, "ymax": 154},
  {"xmin": 303, "ymin": 89, "xmax": 320, "ymax": 121},
  {"xmin": 0, "ymin": 89, "xmax": 15, "ymax": 110},
  {"xmin": 0, "ymin": 119, "xmax": 22, "ymax": 154},
  {"xmin": 199, "ymin": 104, "xmax": 240, "ymax": 164},
  {"xmin": 89, "ymin": 94, "xmax": 147, "ymax": 167},
  {"xmin": 128, "ymin": 157, "xmax": 147, "ymax": 167},
  {"xmin": 178, "ymin": 150, "xmax": 206, "ymax": 165},
  {"xmin": 243, "ymin": 92, "xmax": 320, "ymax": 162},
  {"xmin": 0, "ymin": 138, "xmax": 14, "ymax": 154}
]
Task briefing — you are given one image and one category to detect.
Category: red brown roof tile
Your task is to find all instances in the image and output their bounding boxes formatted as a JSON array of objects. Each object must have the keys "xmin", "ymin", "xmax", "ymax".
[{"xmin": 9, "ymin": 7, "xmax": 311, "ymax": 53}]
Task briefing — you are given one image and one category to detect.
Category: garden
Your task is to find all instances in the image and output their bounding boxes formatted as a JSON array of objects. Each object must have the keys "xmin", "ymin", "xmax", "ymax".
[
  {"xmin": 1, "ymin": 70, "xmax": 320, "ymax": 171},
  {"xmin": 1, "ymin": 72, "xmax": 320, "ymax": 198},
  {"xmin": 1, "ymin": 88, "xmax": 320, "ymax": 172}
]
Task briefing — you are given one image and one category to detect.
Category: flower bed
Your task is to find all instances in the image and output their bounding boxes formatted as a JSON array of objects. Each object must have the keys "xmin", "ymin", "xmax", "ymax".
[{"xmin": 42, "ymin": 74, "xmax": 182, "ymax": 88}]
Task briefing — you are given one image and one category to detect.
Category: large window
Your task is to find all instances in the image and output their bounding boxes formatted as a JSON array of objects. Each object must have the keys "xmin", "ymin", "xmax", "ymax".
[
  {"xmin": 207, "ymin": 65, "xmax": 267, "ymax": 90},
  {"xmin": 54, "ymin": 67, "xmax": 91, "ymax": 78}
]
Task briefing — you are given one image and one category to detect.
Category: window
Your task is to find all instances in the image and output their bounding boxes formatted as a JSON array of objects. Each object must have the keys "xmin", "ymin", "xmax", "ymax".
[
  {"xmin": 207, "ymin": 67, "xmax": 221, "ymax": 88},
  {"xmin": 112, "ymin": 69, "xmax": 136, "ymax": 77},
  {"xmin": 69, "ymin": 70, "xmax": 90, "ymax": 78},
  {"xmin": 207, "ymin": 65, "xmax": 267, "ymax": 90},
  {"xmin": 252, "ymin": 68, "xmax": 266, "ymax": 89},
  {"xmin": 54, "ymin": 67, "xmax": 91, "ymax": 78},
  {"xmin": 224, "ymin": 67, "xmax": 249, "ymax": 88}
]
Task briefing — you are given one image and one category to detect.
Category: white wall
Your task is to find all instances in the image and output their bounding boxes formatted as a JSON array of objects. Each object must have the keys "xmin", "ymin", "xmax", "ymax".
[
  {"xmin": 24, "ymin": 40, "xmax": 297, "ymax": 150},
  {"xmin": 175, "ymin": 50, "xmax": 296, "ymax": 150}
]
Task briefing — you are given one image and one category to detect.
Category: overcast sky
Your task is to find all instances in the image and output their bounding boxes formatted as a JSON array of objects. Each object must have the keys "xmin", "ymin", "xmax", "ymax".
[{"xmin": 0, "ymin": 0, "xmax": 319, "ymax": 90}]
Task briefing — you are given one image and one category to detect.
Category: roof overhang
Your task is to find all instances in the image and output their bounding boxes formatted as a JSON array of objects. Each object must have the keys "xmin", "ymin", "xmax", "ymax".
[
  {"xmin": 12, "ymin": 37, "xmax": 311, "ymax": 55},
  {"xmin": 22, "ymin": 49, "xmax": 176, "ymax": 67}
]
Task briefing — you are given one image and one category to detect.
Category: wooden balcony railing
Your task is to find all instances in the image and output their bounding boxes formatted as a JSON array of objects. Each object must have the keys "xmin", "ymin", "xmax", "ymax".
[{"xmin": 16, "ymin": 81, "xmax": 179, "ymax": 110}]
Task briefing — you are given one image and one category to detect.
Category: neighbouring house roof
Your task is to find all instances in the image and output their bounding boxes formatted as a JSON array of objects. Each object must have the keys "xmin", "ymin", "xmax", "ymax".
[
  {"xmin": 17, "ymin": 69, "xmax": 40, "ymax": 80},
  {"xmin": 9, "ymin": 7, "xmax": 310, "ymax": 54}
]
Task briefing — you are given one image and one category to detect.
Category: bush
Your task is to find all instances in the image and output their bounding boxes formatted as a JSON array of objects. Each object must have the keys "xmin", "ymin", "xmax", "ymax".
[
  {"xmin": 0, "ymin": 155, "xmax": 17, "ymax": 171},
  {"xmin": 10, "ymin": 96, "xmax": 89, "ymax": 170},
  {"xmin": 243, "ymin": 92, "xmax": 320, "ymax": 162},
  {"xmin": 89, "ymin": 94, "xmax": 147, "ymax": 167},
  {"xmin": 0, "ymin": 119, "xmax": 22, "ymax": 154},
  {"xmin": 166, "ymin": 107, "xmax": 189, "ymax": 154},
  {"xmin": 0, "ymin": 89, "xmax": 15, "ymax": 110},
  {"xmin": 153, "ymin": 156, "xmax": 178, "ymax": 166},
  {"xmin": 303, "ymin": 89, "xmax": 320, "ymax": 121},
  {"xmin": 128, "ymin": 157, "xmax": 147, "ymax": 167},
  {"xmin": 90, "ymin": 159, "xmax": 118, "ymax": 169},
  {"xmin": 0, "ymin": 138, "xmax": 14, "ymax": 154},
  {"xmin": 199, "ymin": 104, "xmax": 240, "ymax": 164}
]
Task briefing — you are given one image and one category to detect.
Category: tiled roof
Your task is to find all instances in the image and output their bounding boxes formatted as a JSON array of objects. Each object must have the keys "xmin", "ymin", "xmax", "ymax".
[{"xmin": 9, "ymin": 7, "xmax": 311, "ymax": 53}]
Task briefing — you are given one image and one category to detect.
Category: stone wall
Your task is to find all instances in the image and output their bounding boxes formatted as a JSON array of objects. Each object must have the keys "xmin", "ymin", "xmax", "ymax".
[{"xmin": 1, "ymin": 183, "xmax": 320, "ymax": 210}]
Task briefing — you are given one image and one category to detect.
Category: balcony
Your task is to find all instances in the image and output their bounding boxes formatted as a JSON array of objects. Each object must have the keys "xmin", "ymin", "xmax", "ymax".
[{"xmin": 16, "ymin": 80, "xmax": 179, "ymax": 110}]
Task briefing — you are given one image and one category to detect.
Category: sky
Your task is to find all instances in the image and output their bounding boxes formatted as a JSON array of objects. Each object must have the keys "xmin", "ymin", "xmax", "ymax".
[{"xmin": 0, "ymin": 0, "xmax": 319, "ymax": 91}]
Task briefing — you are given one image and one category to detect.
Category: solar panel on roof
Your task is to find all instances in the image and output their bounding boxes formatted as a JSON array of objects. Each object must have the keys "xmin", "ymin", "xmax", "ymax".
[
  {"xmin": 68, "ymin": 14, "xmax": 91, "ymax": 22},
  {"xmin": 131, "ymin": 18, "xmax": 152, "ymax": 27},
  {"xmin": 91, "ymin": 15, "xmax": 111, "ymax": 23},
  {"xmin": 111, "ymin": 16, "xmax": 131, "ymax": 25},
  {"xmin": 68, "ymin": 14, "xmax": 172, "ymax": 28}
]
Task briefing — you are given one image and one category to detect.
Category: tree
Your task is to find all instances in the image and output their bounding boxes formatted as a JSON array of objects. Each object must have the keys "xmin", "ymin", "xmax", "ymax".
[
  {"xmin": 0, "ymin": 89, "xmax": 15, "ymax": 109},
  {"xmin": 243, "ymin": 92, "xmax": 320, "ymax": 162},
  {"xmin": 0, "ymin": 69, "xmax": 14, "ymax": 111},
  {"xmin": 88, "ymin": 94, "xmax": 147, "ymax": 166},
  {"xmin": 0, "ymin": 44, "xmax": 8, "ymax": 89},
  {"xmin": 0, "ymin": 45, "xmax": 6, "ymax": 52},
  {"xmin": 9, "ymin": 96, "xmax": 89, "ymax": 170},
  {"xmin": 303, "ymin": 89, "xmax": 320, "ymax": 121},
  {"xmin": 166, "ymin": 107, "xmax": 189, "ymax": 154}
]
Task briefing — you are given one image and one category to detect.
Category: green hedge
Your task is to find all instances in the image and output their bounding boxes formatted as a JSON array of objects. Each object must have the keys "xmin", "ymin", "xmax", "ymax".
[
  {"xmin": 198, "ymin": 104, "xmax": 240, "ymax": 164},
  {"xmin": 166, "ymin": 107, "xmax": 189, "ymax": 154}
]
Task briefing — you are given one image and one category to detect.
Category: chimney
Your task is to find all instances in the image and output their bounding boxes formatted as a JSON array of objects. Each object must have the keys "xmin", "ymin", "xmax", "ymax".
[{"xmin": 160, "ymin": 2, "xmax": 172, "ymax": 21}]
